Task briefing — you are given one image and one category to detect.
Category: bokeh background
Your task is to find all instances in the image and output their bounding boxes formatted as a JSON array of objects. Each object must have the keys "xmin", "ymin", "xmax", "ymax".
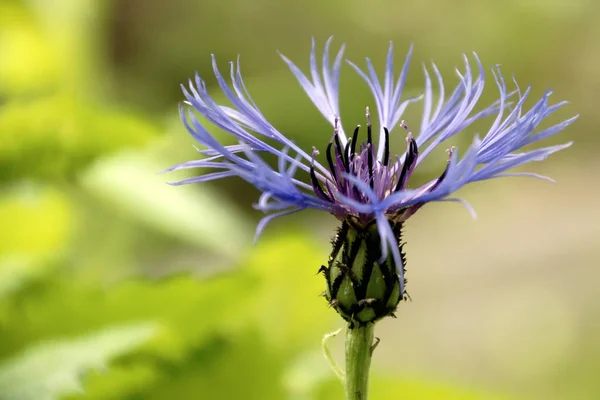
[{"xmin": 0, "ymin": 0, "xmax": 598, "ymax": 399}]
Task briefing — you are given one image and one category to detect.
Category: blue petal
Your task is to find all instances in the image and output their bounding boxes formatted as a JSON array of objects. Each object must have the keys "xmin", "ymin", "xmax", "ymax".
[
  {"xmin": 436, "ymin": 197, "xmax": 477, "ymax": 219},
  {"xmin": 254, "ymin": 208, "xmax": 305, "ymax": 243},
  {"xmin": 375, "ymin": 213, "xmax": 405, "ymax": 295},
  {"xmin": 347, "ymin": 43, "xmax": 418, "ymax": 161},
  {"xmin": 418, "ymin": 54, "xmax": 486, "ymax": 162},
  {"xmin": 279, "ymin": 37, "xmax": 347, "ymax": 142},
  {"xmin": 470, "ymin": 142, "xmax": 572, "ymax": 182},
  {"xmin": 167, "ymin": 171, "xmax": 238, "ymax": 185}
]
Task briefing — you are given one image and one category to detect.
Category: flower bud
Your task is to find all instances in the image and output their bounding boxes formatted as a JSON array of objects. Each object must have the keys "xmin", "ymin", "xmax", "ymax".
[{"xmin": 320, "ymin": 217, "xmax": 407, "ymax": 325}]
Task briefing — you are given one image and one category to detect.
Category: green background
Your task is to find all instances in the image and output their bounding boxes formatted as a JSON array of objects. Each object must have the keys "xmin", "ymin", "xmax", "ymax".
[{"xmin": 0, "ymin": 0, "xmax": 597, "ymax": 399}]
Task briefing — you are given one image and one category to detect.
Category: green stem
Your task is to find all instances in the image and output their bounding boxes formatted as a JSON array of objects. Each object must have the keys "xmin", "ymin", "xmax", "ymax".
[{"xmin": 344, "ymin": 323, "xmax": 375, "ymax": 400}]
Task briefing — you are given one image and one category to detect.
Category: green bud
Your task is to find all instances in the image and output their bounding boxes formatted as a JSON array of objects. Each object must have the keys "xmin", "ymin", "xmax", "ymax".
[{"xmin": 320, "ymin": 216, "xmax": 406, "ymax": 326}]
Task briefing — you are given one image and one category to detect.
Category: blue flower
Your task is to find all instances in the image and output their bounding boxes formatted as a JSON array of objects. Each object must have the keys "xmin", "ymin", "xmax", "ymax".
[{"xmin": 166, "ymin": 38, "xmax": 576, "ymax": 296}]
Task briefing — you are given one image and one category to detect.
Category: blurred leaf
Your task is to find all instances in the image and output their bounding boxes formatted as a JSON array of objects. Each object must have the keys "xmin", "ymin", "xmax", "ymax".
[
  {"xmin": 0, "ymin": 0, "xmax": 110, "ymax": 96},
  {"xmin": 0, "ymin": 184, "xmax": 71, "ymax": 299},
  {"xmin": 283, "ymin": 350, "xmax": 336, "ymax": 400},
  {"xmin": 0, "ymin": 184, "xmax": 71, "ymax": 256},
  {"xmin": 0, "ymin": 0, "xmax": 156, "ymax": 182},
  {"xmin": 0, "ymin": 255, "xmax": 45, "ymax": 300},
  {"xmin": 79, "ymin": 151, "xmax": 252, "ymax": 257},
  {"xmin": 0, "ymin": 2, "xmax": 59, "ymax": 95},
  {"xmin": 245, "ymin": 230, "xmax": 336, "ymax": 351},
  {"xmin": 25, "ymin": 0, "xmax": 109, "ymax": 92},
  {"xmin": 0, "ymin": 322, "xmax": 158, "ymax": 400},
  {"xmin": 0, "ymin": 268, "xmax": 259, "ymax": 361},
  {"xmin": 97, "ymin": 331, "xmax": 288, "ymax": 400},
  {"xmin": 0, "ymin": 95, "xmax": 158, "ymax": 181},
  {"xmin": 0, "ymin": 231, "xmax": 335, "ymax": 399},
  {"xmin": 64, "ymin": 363, "xmax": 160, "ymax": 400}
]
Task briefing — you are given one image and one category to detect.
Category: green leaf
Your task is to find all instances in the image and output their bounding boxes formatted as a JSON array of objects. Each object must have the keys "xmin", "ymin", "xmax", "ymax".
[
  {"xmin": 0, "ymin": 271, "xmax": 256, "ymax": 361},
  {"xmin": 0, "ymin": 184, "xmax": 72, "ymax": 300},
  {"xmin": 283, "ymin": 350, "xmax": 336, "ymax": 400},
  {"xmin": 0, "ymin": 95, "xmax": 158, "ymax": 181},
  {"xmin": 0, "ymin": 0, "xmax": 111, "ymax": 96},
  {"xmin": 0, "ymin": 231, "xmax": 335, "ymax": 399},
  {"xmin": 243, "ymin": 230, "xmax": 337, "ymax": 350},
  {"xmin": 0, "ymin": 184, "xmax": 72, "ymax": 257},
  {"xmin": 0, "ymin": 255, "xmax": 44, "ymax": 300},
  {"xmin": 0, "ymin": 3, "xmax": 60, "ymax": 95},
  {"xmin": 0, "ymin": 322, "xmax": 158, "ymax": 400},
  {"xmin": 79, "ymin": 151, "xmax": 252, "ymax": 257},
  {"xmin": 93, "ymin": 331, "xmax": 288, "ymax": 400}
]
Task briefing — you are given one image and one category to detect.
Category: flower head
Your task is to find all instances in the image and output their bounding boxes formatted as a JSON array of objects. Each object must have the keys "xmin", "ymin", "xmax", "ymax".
[{"xmin": 166, "ymin": 38, "xmax": 576, "ymax": 323}]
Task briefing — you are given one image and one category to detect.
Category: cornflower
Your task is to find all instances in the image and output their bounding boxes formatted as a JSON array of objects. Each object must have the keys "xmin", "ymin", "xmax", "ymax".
[{"xmin": 165, "ymin": 38, "xmax": 576, "ymax": 400}]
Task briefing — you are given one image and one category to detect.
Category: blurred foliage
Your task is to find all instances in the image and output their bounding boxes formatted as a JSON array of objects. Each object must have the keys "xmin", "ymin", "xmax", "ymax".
[
  {"xmin": 0, "ymin": 323, "xmax": 157, "ymax": 400},
  {"xmin": 0, "ymin": 0, "xmax": 158, "ymax": 182},
  {"xmin": 0, "ymin": 0, "xmax": 597, "ymax": 399},
  {"xmin": 0, "ymin": 95, "xmax": 156, "ymax": 181}
]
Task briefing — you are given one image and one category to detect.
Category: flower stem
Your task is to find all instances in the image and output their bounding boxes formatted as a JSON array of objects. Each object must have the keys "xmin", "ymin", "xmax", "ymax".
[{"xmin": 344, "ymin": 323, "xmax": 375, "ymax": 400}]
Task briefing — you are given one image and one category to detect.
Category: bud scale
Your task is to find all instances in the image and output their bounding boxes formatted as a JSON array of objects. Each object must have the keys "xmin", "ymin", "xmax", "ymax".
[{"xmin": 320, "ymin": 216, "xmax": 407, "ymax": 325}]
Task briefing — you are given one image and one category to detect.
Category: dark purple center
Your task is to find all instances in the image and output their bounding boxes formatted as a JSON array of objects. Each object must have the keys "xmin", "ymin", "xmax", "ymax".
[{"xmin": 309, "ymin": 110, "xmax": 452, "ymax": 221}]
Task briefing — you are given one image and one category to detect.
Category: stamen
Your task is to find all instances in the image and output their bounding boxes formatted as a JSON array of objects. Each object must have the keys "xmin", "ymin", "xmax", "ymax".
[
  {"xmin": 331, "ymin": 116, "xmax": 347, "ymax": 174},
  {"xmin": 366, "ymin": 107, "xmax": 374, "ymax": 189},
  {"xmin": 333, "ymin": 135, "xmax": 345, "ymax": 171},
  {"xmin": 343, "ymin": 139, "xmax": 352, "ymax": 172},
  {"xmin": 326, "ymin": 141, "xmax": 337, "ymax": 182},
  {"xmin": 310, "ymin": 148, "xmax": 333, "ymax": 202},
  {"xmin": 394, "ymin": 122, "xmax": 419, "ymax": 192},
  {"xmin": 382, "ymin": 127, "xmax": 390, "ymax": 166},
  {"xmin": 400, "ymin": 120, "xmax": 411, "ymax": 134},
  {"xmin": 350, "ymin": 125, "xmax": 360, "ymax": 160},
  {"xmin": 430, "ymin": 147, "xmax": 454, "ymax": 191}
]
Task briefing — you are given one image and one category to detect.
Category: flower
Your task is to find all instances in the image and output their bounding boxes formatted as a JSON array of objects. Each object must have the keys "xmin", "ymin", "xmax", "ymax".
[{"xmin": 166, "ymin": 38, "xmax": 576, "ymax": 323}]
